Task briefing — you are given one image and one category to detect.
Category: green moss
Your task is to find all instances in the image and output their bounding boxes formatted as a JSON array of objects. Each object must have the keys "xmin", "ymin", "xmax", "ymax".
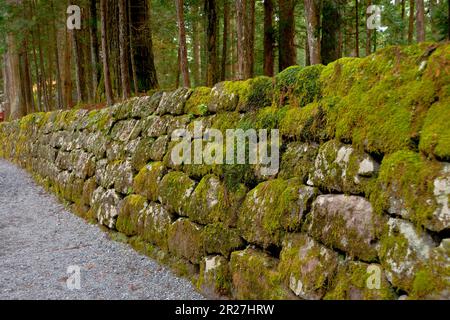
[
  {"xmin": 197, "ymin": 256, "xmax": 232, "ymax": 298},
  {"xmin": 238, "ymin": 178, "xmax": 317, "ymax": 248},
  {"xmin": 116, "ymin": 195, "xmax": 147, "ymax": 236},
  {"xmin": 140, "ymin": 202, "xmax": 172, "ymax": 251},
  {"xmin": 320, "ymin": 44, "xmax": 446, "ymax": 156},
  {"xmin": 278, "ymin": 234, "xmax": 338, "ymax": 299},
  {"xmin": 167, "ymin": 218, "xmax": 205, "ymax": 264},
  {"xmin": 419, "ymin": 96, "xmax": 450, "ymax": 160},
  {"xmin": 159, "ymin": 171, "xmax": 196, "ymax": 215},
  {"xmin": 202, "ymin": 223, "xmax": 244, "ymax": 257},
  {"xmin": 187, "ymin": 174, "xmax": 247, "ymax": 227},
  {"xmin": 230, "ymin": 248, "xmax": 293, "ymax": 300},
  {"xmin": 324, "ymin": 261, "xmax": 396, "ymax": 300},
  {"xmin": 411, "ymin": 239, "xmax": 450, "ymax": 299},
  {"xmin": 131, "ymin": 137, "xmax": 155, "ymax": 171},
  {"xmin": 133, "ymin": 162, "xmax": 166, "ymax": 202},
  {"xmin": 185, "ymin": 87, "xmax": 212, "ymax": 116},
  {"xmin": 274, "ymin": 65, "xmax": 324, "ymax": 108},
  {"xmin": 370, "ymin": 150, "xmax": 446, "ymax": 231},
  {"xmin": 279, "ymin": 142, "xmax": 319, "ymax": 183}
]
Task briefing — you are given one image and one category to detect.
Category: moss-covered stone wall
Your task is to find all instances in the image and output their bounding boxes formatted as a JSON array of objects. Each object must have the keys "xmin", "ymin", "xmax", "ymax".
[{"xmin": 0, "ymin": 43, "xmax": 449, "ymax": 300}]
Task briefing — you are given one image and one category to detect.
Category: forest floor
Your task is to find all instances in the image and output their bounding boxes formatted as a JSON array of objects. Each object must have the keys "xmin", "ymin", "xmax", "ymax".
[{"xmin": 0, "ymin": 160, "xmax": 204, "ymax": 300}]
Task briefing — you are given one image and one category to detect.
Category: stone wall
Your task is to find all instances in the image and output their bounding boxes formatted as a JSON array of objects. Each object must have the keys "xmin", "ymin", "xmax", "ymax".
[{"xmin": 0, "ymin": 43, "xmax": 449, "ymax": 300}]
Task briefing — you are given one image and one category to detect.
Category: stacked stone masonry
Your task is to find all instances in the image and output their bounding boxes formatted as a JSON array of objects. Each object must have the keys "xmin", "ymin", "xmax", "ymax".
[{"xmin": 0, "ymin": 43, "xmax": 449, "ymax": 299}]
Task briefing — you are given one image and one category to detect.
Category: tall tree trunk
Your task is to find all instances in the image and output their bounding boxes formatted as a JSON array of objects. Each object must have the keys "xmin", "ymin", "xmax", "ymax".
[
  {"xmin": 355, "ymin": 0, "xmax": 360, "ymax": 57},
  {"xmin": 416, "ymin": 0, "xmax": 425, "ymax": 42},
  {"xmin": 248, "ymin": 0, "xmax": 255, "ymax": 77},
  {"xmin": 321, "ymin": 0, "xmax": 340, "ymax": 64},
  {"xmin": 100, "ymin": 0, "xmax": 114, "ymax": 105},
  {"xmin": 448, "ymin": 0, "xmax": 450, "ymax": 40},
  {"xmin": 127, "ymin": 0, "xmax": 138, "ymax": 95},
  {"xmin": 119, "ymin": 0, "xmax": 132, "ymax": 98},
  {"xmin": 279, "ymin": 0, "xmax": 297, "ymax": 70},
  {"xmin": 89, "ymin": 0, "xmax": 100, "ymax": 100},
  {"xmin": 236, "ymin": 0, "xmax": 246, "ymax": 80},
  {"xmin": 62, "ymin": 29, "xmax": 73, "ymax": 109},
  {"xmin": 366, "ymin": 0, "xmax": 372, "ymax": 55},
  {"xmin": 192, "ymin": 5, "xmax": 201, "ymax": 86},
  {"xmin": 130, "ymin": 0, "xmax": 159, "ymax": 91},
  {"xmin": 408, "ymin": 0, "xmax": 415, "ymax": 44},
  {"xmin": 304, "ymin": 0, "xmax": 321, "ymax": 65},
  {"xmin": 205, "ymin": 0, "xmax": 218, "ymax": 86},
  {"xmin": 5, "ymin": 34, "xmax": 26, "ymax": 119},
  {"xmin": 49, "ymin": 0, "xmax": 63, "ymax": 109},
  {"xmin": 176, "ymin": 0, "xmax": 191, "ymax": 87},
  {"xmin": 221, "ymin": 0, "xmax": 229, "ymax": 81},
  {"xmin": 263, "ymin": 0, "xmax": 275, "ymax": 76}
]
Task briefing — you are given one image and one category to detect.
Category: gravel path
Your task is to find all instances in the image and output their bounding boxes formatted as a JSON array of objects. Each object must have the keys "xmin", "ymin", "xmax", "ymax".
[{"xmin": 0, "ymin": 160, "xmax": 204, "ymax": 300}]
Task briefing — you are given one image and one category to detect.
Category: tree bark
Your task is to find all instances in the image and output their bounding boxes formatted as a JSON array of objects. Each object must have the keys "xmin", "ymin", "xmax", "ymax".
[
  {"xmin": 366, "ymin": 0, "xmax": 372, "ymax": 55},
  {"xmin": 221, "ymin": 0, "xmax": 229, "ymax": 81},
  {"xmin": 248, "ymin": 0, "xmax": 255, "ymax": 77},
  {"xmin": 321, "ymin": 0, "xmax": 340, "ymax": 64},
  {"xmin": 119, "ymin": 0, "xmax": 132, "ymax": 98},
  {"xmin": 50, "ymin": 0, "xmax": 63, "ymax": 108},
  {"xmin": 236, "ymin": 0, "xmax": 246, "ymax": 80},
  {"xmin": 205, "ymin": 0, "xmax": 218, "ymax": 86},
  {"xmin": 263, "ymin": 0, "xmax": 275, "ymax": 76},
  {"xmin": 130, "ymin": 0, "xmax": 159, "ymax": 91},
  {"xmin": 355, "ymin": 0, "xmax": 360, "ymax": 57},
  {"xmin": 279, "ymin": 0, "xmax": 297, "ymax": 70},
  {"xmin": 192, "ymin": 4, "xmax": 201, "ymax": 86},
  {"xmin": 416, "ymin": 0, "xmax": 425, "ymax": 42},
  {"xmin": 89, "ymin": 0, "xmax": 100, "ymax": 100},
  {"xmin": 304, "ymin": 0, "xmax": 321, "ymax": 65},
  {"xmin": 100, "ymin": 0, "xmax": 114, "ymax": 105},
  {"xmin": 4, "ymin": 34, "xmax": 26, "ymax": 119},
  {"xmin": 408, "ymin": 0, "xmax": 415, "ymax": 44},
  {"xmin": 176, "ymin": 0, "xmax": 191, "ymax": 87}
]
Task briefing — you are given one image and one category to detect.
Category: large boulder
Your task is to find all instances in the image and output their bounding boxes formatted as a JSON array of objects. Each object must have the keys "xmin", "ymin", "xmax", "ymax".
[
  {"xmin": 156, "ymin": 88, "xmax": 193, "ymax": 116},
  {"xmin": 306, "ymin": 195, "xmax": 385, "ymax": 262},
  {"xmin": 238, "ymin": 178, "xmax": 318, "ymax": 248},
  {"xmin": 158, "ymin": 171, "xmax": 196, "ymax": 216},
  {"xmin": 198, "ymin": 255, "xmax": 231, "ymax": 298},
  {"xmin": 371, "ymin": 150, "xmax": 450, "ymax": 232},
  {"xmin": 230, "ymin": 247, "xmax": 294, "ymax": 300},
  {"xmin": 187, "ymin": 174, "xmax": 247, "ymax": 227},
  {"xmin": 379, "ymin": 218, "xmax": 436, "ymax": 292},
  {"xmin": 167, "ymin": 218, "xmax": 205, "ymax": 264},
  {"xmin": 307, "ymin": 140, "xmax": 379, "ymax": 195},
  {"xmin": 324, "ymin": 261, "xmax": 396, "ymax": 300},
  {"xmin": 279, "ymin": 234, "xmax": 339, "ymax": 300}
]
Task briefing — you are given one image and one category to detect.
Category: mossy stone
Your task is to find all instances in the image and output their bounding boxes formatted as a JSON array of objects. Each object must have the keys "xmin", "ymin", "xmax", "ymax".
[
  {"xmin": 198, "ymin": 256, "xmax": 231, "ymax": 298},
  {"xmin": 370, "ymin": 150, "xmax": 450, "ymax": 232},
  {"xmin": 324, "ymin": 261, "xmax": 396, "ymax": 300},
  {"xmin": 230, "ymin": 248, "xmax": 294, "ymax": 300},
  {"xmin": 274, "ymin": 65, "xmax": 324, "ymax": 108},
  {"xmin": 140, "ymin": 202, "xmax": 172, "ymax": 250},
  {"xmin": 133, "ymin": 162, "xmax": 166, "ymax": 202},
  {"xmin": 167, "ymin": 218, "xmax": 205, "ymax": 264},
  {"xmin": 238, "ymin": 178, "xmax": 318, "ymax": 248},
  {"xmin": 279, "ymin": 234, "xmax": 339, "ymax": 300},
  {"xmin": 306, "ymin": 195, "xmax": 385, "ymax": 262},
  {"xmin": 202, "ymin": 223, "xmax": 244, "ymax": 258},
  {"xmin": 116, "ymin": 195, "xmax": 148, "ymax": 236},
  {"xmin": 187, "ymin": 174, "xmax": 247, "ymax": 227},
  {"xmin": 379, "ymin": 218, "xmax": 436, "ymax": 293},
  {"xmin": 159, "ymin": 171, "xmax": 196, "ymax": 216},
  {"xmin": 308, "ymin": 140, "xmax": 380, "ymax": 195},
  {"xmin": 185, "ymin": 87, "xmax": 212, "ymax": 116}
]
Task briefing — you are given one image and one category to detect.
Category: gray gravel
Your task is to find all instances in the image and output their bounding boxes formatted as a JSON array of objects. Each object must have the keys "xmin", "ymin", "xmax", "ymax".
[{"xmin": 0, "ymin": 160, "xmax": 204, "ymax": 300}]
